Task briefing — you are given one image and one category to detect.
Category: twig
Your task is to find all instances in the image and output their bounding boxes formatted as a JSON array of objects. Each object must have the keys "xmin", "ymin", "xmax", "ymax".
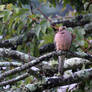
[{"xmin": 30, "ymin": 0, "xmax": 34, "ymax": 14}]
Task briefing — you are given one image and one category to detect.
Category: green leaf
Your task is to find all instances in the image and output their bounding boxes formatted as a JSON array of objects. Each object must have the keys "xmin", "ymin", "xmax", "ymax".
[
  {"xmin": 34, "ymin": 24, "xmax": 41, "ymax": 38},
  {"xmin": 73, "ymin": 27, "xmax": 85, "ymax": 47},
  {"xmin": 0, "ymin": 11, "xmax": 5, "ymax": 18},
  {"xmin": 40, "ymin": 20, "xmax": 50, "ymax": 34},
  {"xmin": 84, "ymin": 40, "xmax": 89, "ymax": 48},
  {"xmin": 3, "ymin": 10, "xmax": 12, "ymax": 22},
  {"xmin": 14, "ymin": 8, "xmax": 29, "ymax": 17},
  {"xmin": 25, "ymin": 76, "xmax": 33, "ymax": 84},
  {"xmin": 0, "ymin": 5, "xmax": 5, "ymax": 11}
]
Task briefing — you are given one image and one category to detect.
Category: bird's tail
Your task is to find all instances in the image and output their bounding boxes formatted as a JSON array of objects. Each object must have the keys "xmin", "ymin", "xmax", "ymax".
[{"xmin": 58, "ymin": 55, "xmax": 65, "ymax": 75}]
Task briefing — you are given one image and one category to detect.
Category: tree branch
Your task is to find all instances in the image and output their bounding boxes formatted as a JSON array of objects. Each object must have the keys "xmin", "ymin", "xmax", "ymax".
[
  {"xmin": 51, "ymin": 13, "xmax": 92, "ymax": 27},
  {"xmin": 0, "ymin": 31, "xmax": 36, "ymax": 48},
  {"xmin": 26, "ymin": 68, "xmax": 92, "ymax": 92},
  {"xmin": 0, "ymin": 73, "xmax": 29, "ymax": 86},
  {"xmin": 39, "ymin": 43, "xmax": 55, "ymax": 55},
  {"xmin": 0, "ymin": 61, "xmax": 22, "ymax": 67},
  {"xmin": 39, "ymin": 58, "xmax": 92, "ymax": 77},
  {"xmin": 0, "ymin": 67, "xmax": 42, "ymax": 86},
  {"xmin": 0, "ymin": 48, "xmax": 35, "ymax": 62},
  {"xmin": 0, "ymin": 50, "xmax": 91, "ymax": 80},
  {"xmin": 0, "ymin": 58, "xmax": 91, "ymax": 86}
]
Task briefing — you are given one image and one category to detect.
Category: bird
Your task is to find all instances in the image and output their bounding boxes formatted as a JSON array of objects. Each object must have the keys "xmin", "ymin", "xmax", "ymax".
[{"xmin": 54, "ymin": 26, "xmax": 75, "ymax": 75}]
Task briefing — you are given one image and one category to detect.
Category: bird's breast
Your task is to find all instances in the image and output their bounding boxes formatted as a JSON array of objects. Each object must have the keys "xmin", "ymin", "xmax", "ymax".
[{"xmin": 54, "ymin": 31, "xmax": 72, "ymax": 50}]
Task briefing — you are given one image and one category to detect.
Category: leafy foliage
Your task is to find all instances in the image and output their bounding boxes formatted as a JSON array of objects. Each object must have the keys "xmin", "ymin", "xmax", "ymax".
[{"xmin": 0, "ymin": 3, "xmax": 55, "ymax": 56}]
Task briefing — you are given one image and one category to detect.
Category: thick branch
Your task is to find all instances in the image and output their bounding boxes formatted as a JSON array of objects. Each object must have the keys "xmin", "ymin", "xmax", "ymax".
[
  {"xmin": 64, "ymin": 58, "xmax": 92, "ymax": 70},
  {"xmin": 0, "ymin": 50, "xmax": 91, "ymax": 80},
  {"xmin": 0, "ymin": 62, "xmax": 22, "ymax": 67},
  {"xmin": 0, "ymin": 58, "xmax": 91, "ymax": 86},
  {"xmin": 0, "ymin": 73, "xmax": 29, "ymax": 86},
  {"xmin": 0, "ymin": 67, "xmax": 41, "ymax": 86},
  {"xmin": 40, "ymin": 58, "xmax": 92, "ymax": 76},
  {"xmin": 51, "ymin": 14, "xmax": 92, "ymax": 27},
  {"xmin": 0, "ymin": 31, "xmax": 36, "ymax": 48},
  {"xmin": 39, "ymin": 43, "xmax": 55, "ymax": 54},
  {"xmin": 0, "ymin": 48, "xmax": 35, "ymax": 62},
  {"xmin": 26, "ymin": 68, "xmax": 92, "ymax": 92}
]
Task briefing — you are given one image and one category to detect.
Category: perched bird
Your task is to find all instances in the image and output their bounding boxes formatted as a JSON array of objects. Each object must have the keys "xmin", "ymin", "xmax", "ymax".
[{"xmin": 54, "ymin": 27, "xmax": 75, "ymax": 75}]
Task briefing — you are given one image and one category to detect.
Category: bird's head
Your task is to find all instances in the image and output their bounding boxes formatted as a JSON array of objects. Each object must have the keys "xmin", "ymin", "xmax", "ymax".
[{"xmin": 58, "ymin": 26, "xmax": 66, "ymax": 32}]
